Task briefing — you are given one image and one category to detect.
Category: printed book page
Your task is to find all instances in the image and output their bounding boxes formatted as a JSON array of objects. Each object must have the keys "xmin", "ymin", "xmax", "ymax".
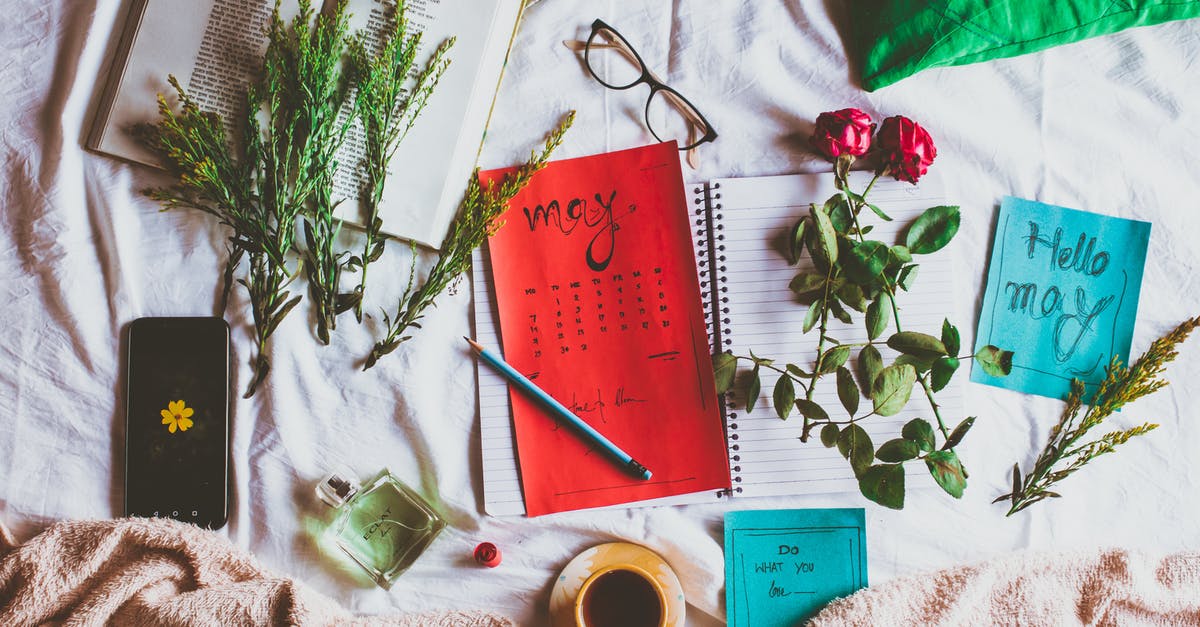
[{"xmin": 89, "ymin": 0, "xmax": 520, "ymax": 246}]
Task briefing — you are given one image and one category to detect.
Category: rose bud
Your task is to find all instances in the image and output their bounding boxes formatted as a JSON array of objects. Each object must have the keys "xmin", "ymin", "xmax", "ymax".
[
  {"xmin": 809, "ymin": 108, "xmax": 875, "ymax": 160},
  {"xmin": 875, "ymin": 115, "xmax": 937, "ymax": 184}
]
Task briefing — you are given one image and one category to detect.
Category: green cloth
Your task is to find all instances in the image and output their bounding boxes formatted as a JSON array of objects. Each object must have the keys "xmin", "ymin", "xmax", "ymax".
[{"xmin": 853, "ymin": 1, "xmax": 1200, "ymax": 91}]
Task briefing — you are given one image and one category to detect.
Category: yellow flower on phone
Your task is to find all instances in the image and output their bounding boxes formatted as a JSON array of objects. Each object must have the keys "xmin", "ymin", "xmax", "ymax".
[{"xmin": 161, "ymin": 400, "xmax": 194, "ymax": 434}]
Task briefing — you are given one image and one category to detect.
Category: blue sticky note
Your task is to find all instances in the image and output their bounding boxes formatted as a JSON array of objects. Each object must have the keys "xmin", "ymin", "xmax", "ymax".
[
  {"xmin": 972, "ymin": 197, "xmax": 1151, "ymax": 400},
  {"xmin": 724, "ymin": 509, "xmax": 867, "ymax": 627}
]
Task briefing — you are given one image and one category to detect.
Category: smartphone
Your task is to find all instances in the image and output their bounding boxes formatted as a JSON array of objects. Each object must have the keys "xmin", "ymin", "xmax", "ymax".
[{"xmin": 124, "ymin": 317, "xmax": 231, "ymax": 529}]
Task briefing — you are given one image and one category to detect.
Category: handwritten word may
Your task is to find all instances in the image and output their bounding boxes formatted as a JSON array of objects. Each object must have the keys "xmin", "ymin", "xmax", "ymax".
[
  {"xmin": 1003, "ymin": 221, "xmax": 1116, "ymax": 373},
  {"xmin": 522, "ymin": 190, "xmax": 623, "ymax": 271}
]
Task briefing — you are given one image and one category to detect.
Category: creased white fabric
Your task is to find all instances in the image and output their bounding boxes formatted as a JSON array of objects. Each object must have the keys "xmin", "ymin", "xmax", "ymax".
[{"xmin": 2, "ymin": 1, "xmax": 1200, "ymax": 625}]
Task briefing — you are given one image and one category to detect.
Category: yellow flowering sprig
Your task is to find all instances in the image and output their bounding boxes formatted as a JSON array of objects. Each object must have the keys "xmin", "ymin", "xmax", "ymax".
[
  {"xmin": 364, "ymin": 111, "xmax": 574, "ymax": 369},
  {"xmin": 999, "ymin": 315, "xmax": 1200, "ymax": 515}
]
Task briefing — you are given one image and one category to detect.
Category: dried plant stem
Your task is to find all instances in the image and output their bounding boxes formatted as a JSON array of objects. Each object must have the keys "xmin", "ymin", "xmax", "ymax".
[
  {"xmin": 1001, "ymin": 315, "xmax": 1200, "ymax": 515},
  {"xmin": 364, "ymin": 112, "xmax": 575, "ymax": 369}
]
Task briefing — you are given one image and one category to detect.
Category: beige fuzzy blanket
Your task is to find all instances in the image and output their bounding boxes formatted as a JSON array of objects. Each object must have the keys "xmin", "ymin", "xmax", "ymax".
[
  {"xmin": 0, "ymin": 517, "xmax": 510, "ymax": 626},
  {"xmin": 809, "ymin": 548, "xmax": 1200, "ymax": 626}
]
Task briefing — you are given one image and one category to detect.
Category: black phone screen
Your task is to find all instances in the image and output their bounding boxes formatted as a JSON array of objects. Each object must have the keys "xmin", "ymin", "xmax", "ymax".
[{"xmin": 125, "ymin": 317, "xmax": 230, "ymax": 528}]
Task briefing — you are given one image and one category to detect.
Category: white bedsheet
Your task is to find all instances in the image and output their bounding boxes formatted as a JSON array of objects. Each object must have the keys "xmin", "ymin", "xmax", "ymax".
[{"xmin": 3, "ymin": 1, "xmax": 1200, "ymax": 624}]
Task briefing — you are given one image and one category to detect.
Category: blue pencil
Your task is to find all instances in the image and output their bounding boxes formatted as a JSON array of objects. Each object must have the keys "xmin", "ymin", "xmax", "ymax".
[{"xmin": 465, "ymin": 337, "xmax": 652, "ymax": 481}]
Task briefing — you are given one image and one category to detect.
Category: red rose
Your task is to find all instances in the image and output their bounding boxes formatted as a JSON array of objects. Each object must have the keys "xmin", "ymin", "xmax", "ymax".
[
  {"xmin": 810, "ymin": 108, "xmax": 875, "ymax": 160},
  {"xmin": 875, "ymin": 116, "xmax": 936, "ymax": 184}
]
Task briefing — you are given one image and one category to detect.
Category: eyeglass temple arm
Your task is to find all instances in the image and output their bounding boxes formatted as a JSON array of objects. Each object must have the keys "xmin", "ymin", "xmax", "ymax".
[{"xmin": 562, "ymin": 39, "xmax": 646, "ymax": 71}]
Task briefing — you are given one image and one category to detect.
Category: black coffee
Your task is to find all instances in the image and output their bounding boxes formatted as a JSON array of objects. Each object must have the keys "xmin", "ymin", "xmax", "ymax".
[{"xmin": 581, "ymin": 568, "xmax": 662, "ymax": 627}]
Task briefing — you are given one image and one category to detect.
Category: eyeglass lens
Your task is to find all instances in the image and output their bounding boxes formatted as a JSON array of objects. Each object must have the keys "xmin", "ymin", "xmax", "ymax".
[
  {"xmin": 585, "ymin": 28, "xmax": 643, "ymax": 89},
  {"xmin": 647, "ymin": 88, "xmax": 705, "ymax": 149}
]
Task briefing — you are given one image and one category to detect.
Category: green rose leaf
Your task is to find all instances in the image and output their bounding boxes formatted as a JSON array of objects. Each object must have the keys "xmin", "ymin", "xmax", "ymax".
[
  {"xmin": 803, "ymin": 297, "xmax": 824, "ymax": 333},
  {"xmin": 871, "ymin": 363, "xmax": 917, "ymax": 416},
  {"xmin": 864, "ymin": 202, "xmax": 892, "ymax": 222},
  {"xmin": 925, "ymin": 449, "xmax": 967, "ymax": 499},
  {"xmin": 974, "ymin": 345, "xmax": 1015, "ymax": 377},
  {"xmin": 894, "ymin": 354, "xmax": 933, "ymax": 374},
  {"xmin": 887, "ymin": 245, "xmax": 913, "ymax": 269},
  {"xmin": 930, "ymin": 356, "xmax": 959, "ymax": 392},
  {"xmin": 858, "ymin": 463, "xmax": 905, "ymax": 510},
  {"xmin": 786, "ymin": 363, "xmax": 811, "ymax": 378},
  {"xmin": 873, "ymin": 439, "xmax": 916, "ymax": 463},
  {"xmin": 827, "ymin": 195, "xmax": 853, "ymax": 234},
  {"xmin": 842, "ymin": 240, "xmax": 889, "ymax": 285},
  {"xmin": 857, "ymin": 344, "xmax": 884, "ymax": 398},
  {"xmin": 836, "ymin": 366, "xmax": 859, "ymax": 416},
  {"xmin": 901, "ymin": 418, "xmax": 936, "ymax": 452},
  {"xmin": 819, "ymin": 345, "xmax": 851, "ymax": 374},
  {"xmin": 905, "ymin": 205, "xmax": 961, "ymax": 254},
  {"xmin": 794, "ymin": 398, "xmax": 831, "ymax": 423},
  {"xmin": 837, "ymin": 423, "xmax": 874, "ymax": 476},
  {"xmin": 748, "ymin": 348, "xmax": 773, "ymax": 366},
  {"xmin": 787, "ymin": 217, "xmax": 808, "ymax": 265},
  {"xmin": 942, "ymin": 416, "xmax": 975, "ymax": 450},
  {"xmin": 746, "ymin": 364, "xmax": 762, "ymax": 413},
  {"xmin": 773, "ymin": 374, "xmax": 795, "ymax": 420},
  {"xmin": 897, "ymin": 264, "xmax": 919, "ymax": 291},
  {"xmin": 788, "ymin": 272, "xmax": 826, "ymax": 296},
  {"xmin": 820, "ymin": 423, "xmax": 840, "ymax": 448},
  {"xmin": 837, "ymin": 283, "xmax": 867, "ymax": 312},
  {"xmin": 940, "ymin": 319, "xmax": 961, "ymax": 356},
  {"xmin": 811, "ymin": 203, "xmax": 839, "ymax": 264},
  {"xmin": 828, "ymin": 299, "xmax": 853, "ymax": 324},
  {"xmin": 865, "ymin": 293, "xmax": 891, "ymax": 340},
  {"xmin": 876, "ymin": 438, "xmax": 920, "ymax": 462},
  {"xmin": 887, "ymin": 331, "xmax": 947, "ymax": 361},
  {"xmin": 713, "ymin": 352, "xmax": 738, "ymax": 394}
]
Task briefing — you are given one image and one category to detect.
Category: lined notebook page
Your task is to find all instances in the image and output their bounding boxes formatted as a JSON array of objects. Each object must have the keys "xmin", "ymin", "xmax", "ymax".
[
  {"xmin": 710, "ymin": 171, "xmax": 964, "ymax": 499},
  {"xmin": 473, "ymin": 245, "xmax": 726, "ymax": 516},
  {"xmin": 472, "ymin": 244, "xmax": 527, "ymax": 516}
]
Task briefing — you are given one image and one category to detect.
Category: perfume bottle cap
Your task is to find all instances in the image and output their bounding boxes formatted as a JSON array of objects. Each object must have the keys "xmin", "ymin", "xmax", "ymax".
[
  {"xmin": 474, "ymin": 542, "xmax": 502, "ymax": 568},
  {"xmin": 316, "ymin": 469, "xmax": 360, "ymax": 508}
]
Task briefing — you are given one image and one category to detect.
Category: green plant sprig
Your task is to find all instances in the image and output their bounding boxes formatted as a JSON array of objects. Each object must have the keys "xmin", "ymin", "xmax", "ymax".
[
  {"xmin": 714, "ymin": 155, "xmax": 1014, "ymax": 509},
  {"xmin": 364, "ymin": 111, "xmax": 575, "ymax": 369},
  {"xmin": 139, "ymin": 0, "xmax": 463, "ymax": 393},
  {"xmin": 346, "ymin": 4, "xmax": 454, "ymax": 323},
  {"xmin": 287, "ymin": 0, "xmax": 357, "ymax": 345},
  {"xmin": 998, "ymin": 315, "xmax": 1200, "ymax": 515}
]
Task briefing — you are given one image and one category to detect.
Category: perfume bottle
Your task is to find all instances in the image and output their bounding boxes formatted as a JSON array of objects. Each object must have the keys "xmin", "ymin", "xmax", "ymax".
[{"xmin": 316, "ymin": 468, "xmax": 446, "ymax": 589}]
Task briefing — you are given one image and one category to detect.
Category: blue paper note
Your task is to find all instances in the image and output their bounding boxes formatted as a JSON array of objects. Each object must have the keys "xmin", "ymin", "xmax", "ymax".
[
  {"xmin": 724, "ymin": 509, "xmax": 867, "ymax": 627},
  {"xmin": 972, "ymin": 197, "xmax": 1151, "ymax": 400}
]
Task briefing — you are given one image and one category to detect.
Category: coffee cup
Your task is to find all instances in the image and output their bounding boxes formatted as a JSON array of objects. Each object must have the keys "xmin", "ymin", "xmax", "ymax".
[{"xmin": 573, "ymin": 563, "xmax": 669, "ymax": 627}]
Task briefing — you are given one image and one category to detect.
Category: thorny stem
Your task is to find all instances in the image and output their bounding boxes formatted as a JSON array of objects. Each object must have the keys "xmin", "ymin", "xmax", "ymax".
[{"xmin": 845, "ymin": 170, "xmax": 952, "ymax": 441}]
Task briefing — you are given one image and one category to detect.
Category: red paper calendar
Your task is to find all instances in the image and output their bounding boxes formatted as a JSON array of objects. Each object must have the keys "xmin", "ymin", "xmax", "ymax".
[{"xmin": 479, "ymin": 142, "xmax": 730, "ymax": 516}]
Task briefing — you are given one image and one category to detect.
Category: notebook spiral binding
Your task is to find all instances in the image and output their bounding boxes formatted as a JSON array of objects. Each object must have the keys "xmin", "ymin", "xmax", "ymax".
[{"xmin": 693, "ymin": 182, "xmax": 742, "ymax": 499}]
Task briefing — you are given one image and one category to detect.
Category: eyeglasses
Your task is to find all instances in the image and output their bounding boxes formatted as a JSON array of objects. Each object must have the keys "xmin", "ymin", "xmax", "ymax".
[{"xmin": 564, "ymin": 19, "xmax": 717, "ymax": 169}]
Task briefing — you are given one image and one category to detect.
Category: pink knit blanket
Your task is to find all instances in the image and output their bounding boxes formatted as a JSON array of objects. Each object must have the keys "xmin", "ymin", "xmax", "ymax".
[
  {"xmin": 810, "ymin": 548, "xmax": 1200, "ymax": 626},
  {"xmin": 0, "ymin": 517, "xmax": 510, "ymax": 626}
]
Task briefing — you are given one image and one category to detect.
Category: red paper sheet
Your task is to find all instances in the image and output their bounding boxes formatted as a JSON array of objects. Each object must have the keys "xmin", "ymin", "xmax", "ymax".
[{"xmin": 479, "ymin": 142, "xmax": 731, "ymax": 516}]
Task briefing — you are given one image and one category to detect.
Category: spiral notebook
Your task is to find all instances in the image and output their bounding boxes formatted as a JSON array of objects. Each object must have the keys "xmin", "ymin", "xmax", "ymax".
[{"xmin": 473, "ymin": 168, "xmax": 963, "ymax": 516}]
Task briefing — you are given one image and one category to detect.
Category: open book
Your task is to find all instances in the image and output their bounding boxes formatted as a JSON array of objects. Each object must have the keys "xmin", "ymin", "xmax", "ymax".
[
  {"xmin": 472, "ymin": 167, "xmax": 964, "ymax": 516},
  {"xmin": 88, "ymin": 0, "xmax": 524, "ymax": 247}
]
